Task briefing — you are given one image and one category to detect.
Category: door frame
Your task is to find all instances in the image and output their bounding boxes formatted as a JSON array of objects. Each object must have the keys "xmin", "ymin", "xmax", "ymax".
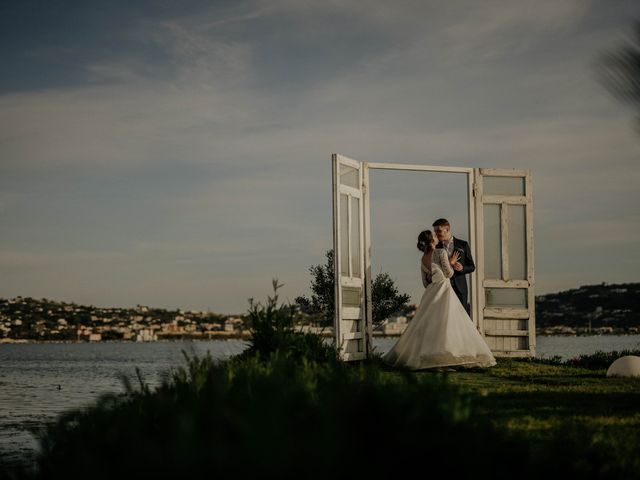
[{"xmin": 332, "ymin": 155, "xmax": 535, "ymax": 360}]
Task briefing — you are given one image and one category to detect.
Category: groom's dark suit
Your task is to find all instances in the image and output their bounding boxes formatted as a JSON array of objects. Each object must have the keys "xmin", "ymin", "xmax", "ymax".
[{"xmin": 438, "ymin": 237, "xmax": 475, "ymax": 316}]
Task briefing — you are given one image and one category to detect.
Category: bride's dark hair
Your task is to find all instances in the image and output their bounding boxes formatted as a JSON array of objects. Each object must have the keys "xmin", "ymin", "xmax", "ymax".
[{"xmin": 417, "ymin": 230, "xmax": 435, "ymax": 253}]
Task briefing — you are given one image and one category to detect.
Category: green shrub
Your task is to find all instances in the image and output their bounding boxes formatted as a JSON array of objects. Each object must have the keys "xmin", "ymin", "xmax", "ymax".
[
  {"xmin": 563, "ymin": 349, "xmax": 640, "ymax": 370},
  {"xmin": 521, "ymin": 350, "xmax": 640, "ymax": 370},
  {"xmin": 238, "ymin": 279, "xmax": 338, "ymax": 364}
]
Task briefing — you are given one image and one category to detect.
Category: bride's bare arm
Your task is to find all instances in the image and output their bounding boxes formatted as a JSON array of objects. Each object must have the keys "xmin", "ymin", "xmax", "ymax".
[{"xmin": 436, "ymin": 249, "xmax": 454, "ymax": 278}]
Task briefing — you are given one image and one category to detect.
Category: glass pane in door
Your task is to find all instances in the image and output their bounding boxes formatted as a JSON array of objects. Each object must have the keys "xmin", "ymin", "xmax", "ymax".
[
  {"xmin": 484, "ymin": 176, "xmax": 525, "ymax": 195},
  {"xmin": 508, "ymin": 205, "xmax": 527, "ymax": 280},
  {"xmin": 483, "ymin": 204, "xmax": 502, "ymax": 279},
  {"xmin": 342, "ymin": 287, "xmax": 362, "ymax": 307},
  {"xmin": 485, "ymin": 288, "xmax": 528, "ymax": 308},
  {"xmin": 340, "ymin": 165, "xmax": 359, "ymax": 189},
  {"xmin": 340, "ymin": 193, "xmax": 349, "ymax": 275},
  {"xmin": 350, "ymin": 196, "xmax": 361, "ymax": 277}
]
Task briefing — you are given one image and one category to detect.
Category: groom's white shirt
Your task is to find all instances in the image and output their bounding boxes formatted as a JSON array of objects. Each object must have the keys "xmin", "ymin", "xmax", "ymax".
[{"xmin": 442, "ymin": 235, "xmax": 454, "ymax": 257}]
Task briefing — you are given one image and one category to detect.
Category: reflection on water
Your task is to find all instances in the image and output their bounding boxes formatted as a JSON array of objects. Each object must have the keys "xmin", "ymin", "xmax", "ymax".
[
  {"xmin": 1, "ymin": 335, "xmax": 639, "ymax": 467},
  {"xmin": 533, "ymin": 334, "xmax": 640, "ymax": 360}
]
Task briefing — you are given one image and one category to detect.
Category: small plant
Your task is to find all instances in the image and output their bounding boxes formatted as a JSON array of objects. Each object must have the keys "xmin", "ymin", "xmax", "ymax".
[{"xmin": 239, "ymin": 279, "xmax": 338, "ymax": 363}]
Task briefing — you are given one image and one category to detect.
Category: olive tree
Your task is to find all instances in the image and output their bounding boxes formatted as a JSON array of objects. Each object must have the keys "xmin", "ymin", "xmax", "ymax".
[{"xmin": 295, "ymin": 250, "xmax": 411, "ymax": 328}]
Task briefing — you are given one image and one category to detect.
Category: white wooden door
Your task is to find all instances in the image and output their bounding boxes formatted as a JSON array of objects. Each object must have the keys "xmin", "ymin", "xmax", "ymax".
[
  {"xmin": 474, "ymin": 168, "xmax": 535, "ymax": 357},
  {"xmin": 332, "ymin": 154, "xmax": 370, "ymax": 361}
]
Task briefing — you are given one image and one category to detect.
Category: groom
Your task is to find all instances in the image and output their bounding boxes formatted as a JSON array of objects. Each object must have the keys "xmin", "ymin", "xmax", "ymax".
[{"xmin": 433, "ymin": 218, "xmax": 475, "ymax": 317}]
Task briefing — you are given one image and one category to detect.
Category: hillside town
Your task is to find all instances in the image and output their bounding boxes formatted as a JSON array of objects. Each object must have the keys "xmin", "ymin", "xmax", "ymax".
[
  {"xmin": 535, "ymin": 282, "xmax": 640, "ymax": 335},
  {"xmin": 1, "ymin": 282, "xmax": 639, "ymax": 342},
  {"xmin": 0, "ymin": 297, "xmax": 247, "ymax": 343}
]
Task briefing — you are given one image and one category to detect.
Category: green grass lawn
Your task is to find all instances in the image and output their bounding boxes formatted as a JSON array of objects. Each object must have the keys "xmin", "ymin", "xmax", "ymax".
[{"xmin": 393, "ymin": 358, "xmax": 640, "ymax": 466}]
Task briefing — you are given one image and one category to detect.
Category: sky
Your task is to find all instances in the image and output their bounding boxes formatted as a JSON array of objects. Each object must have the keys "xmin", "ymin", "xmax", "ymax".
[{"xmin": 1, "ymin": 0, "xmax": 639, "ymax": 314}]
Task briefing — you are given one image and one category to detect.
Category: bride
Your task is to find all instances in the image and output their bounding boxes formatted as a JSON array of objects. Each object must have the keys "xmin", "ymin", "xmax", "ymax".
[{"xmin": 383, "ymin": 230, "xmax": 496, "ymax": 370}]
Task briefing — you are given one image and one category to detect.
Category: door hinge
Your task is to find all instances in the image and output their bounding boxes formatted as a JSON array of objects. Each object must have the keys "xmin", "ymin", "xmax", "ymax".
[{"xmin": 472, "ymin": 183, "xmax": 478, "ymax": 198}]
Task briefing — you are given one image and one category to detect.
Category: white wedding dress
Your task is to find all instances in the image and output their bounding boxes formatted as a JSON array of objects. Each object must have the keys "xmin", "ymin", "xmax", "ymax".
[{"xmin": 383, "ymin": 249, "xmax": 496, "ymax": 370}]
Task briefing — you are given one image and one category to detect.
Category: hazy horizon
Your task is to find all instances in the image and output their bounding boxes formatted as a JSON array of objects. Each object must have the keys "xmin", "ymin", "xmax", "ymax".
[{"xmin": 3, "ymin": 278, "xmax": 638, "ymax": 316}]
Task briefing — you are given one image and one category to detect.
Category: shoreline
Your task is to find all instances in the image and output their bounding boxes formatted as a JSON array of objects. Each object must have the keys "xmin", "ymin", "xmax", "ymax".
[{"xmin": 2, "ymin": 331, "xmax": 640, "ymax": 345}]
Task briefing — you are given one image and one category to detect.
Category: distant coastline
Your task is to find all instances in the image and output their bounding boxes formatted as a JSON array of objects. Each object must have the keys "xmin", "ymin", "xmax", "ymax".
[
  {"xmin": 2, "ymin": 330, "xmax": 639, "ymax": 345},
  {"xmin": 2, "ymin": 282, "xmax": 639, "ymax": 343}
]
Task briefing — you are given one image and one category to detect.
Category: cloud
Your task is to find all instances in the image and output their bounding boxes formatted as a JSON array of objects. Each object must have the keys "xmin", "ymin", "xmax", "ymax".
[
  {"xmin": 0, "ymin": 250, "xmax": 127, "ymax": 270},
  {"xmin": 443, "ymin": 0, "xmax": 588, "ymax": 38}
]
